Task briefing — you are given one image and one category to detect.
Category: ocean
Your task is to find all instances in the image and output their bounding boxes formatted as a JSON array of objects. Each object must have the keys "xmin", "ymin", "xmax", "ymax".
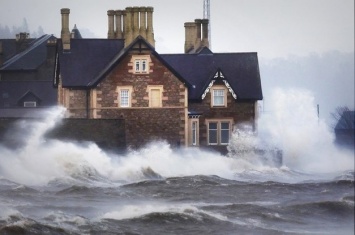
[{"xmin": 0, "ymin": 90, "xmax": 354, "ymax": 234}]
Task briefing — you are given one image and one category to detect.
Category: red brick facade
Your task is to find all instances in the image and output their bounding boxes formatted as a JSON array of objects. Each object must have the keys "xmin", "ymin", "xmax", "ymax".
[{"xmin": 60, "ymin": 50, "xmax": 188, "ymax": 148}]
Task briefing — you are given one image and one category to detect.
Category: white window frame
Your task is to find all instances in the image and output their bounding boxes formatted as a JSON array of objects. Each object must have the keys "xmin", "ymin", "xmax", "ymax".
[
  {"xmin": 116, "ymin": 86, "xmax": 133, "ymax": 108},
  {"xmin": 24, "ymin": 101, "xmax": 37, "ymax": 107},
  {"xmin": 211, "ymin": 86, "xmax": 227, "ymax": 107},
  {"xmin": 132, "ymin": 55, "xmax": 150, "ymax": 74},
  {"xmin": 189, "ymin": 118, "xmax": 199, "ymax": 146},
  {"xmin": 206, "ymin": 119, "xmax": 233, "ymax": 145}
]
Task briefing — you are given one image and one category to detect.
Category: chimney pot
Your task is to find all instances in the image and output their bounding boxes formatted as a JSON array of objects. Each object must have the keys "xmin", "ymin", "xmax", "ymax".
[
  {"xmin": 107, "ymin": 10, "xmax": 115, "ymax": 39},
  {"xmin": 201, "ymin": 19, "xmax": 209, "ymax": 48},
  {"xmin": 194, "ymin": 19, "xmax": 202, "ymax": 50},
  {"xmin": 146, "ymin": 6, "xmax": 155, "ymax": 47},
  {"xmin": 61, "ymin": 8, "xmax": 71, "ymax": 50},
  {"xmin": 115, "ymin": 10, "xmax": 124, "ymax": 39}
]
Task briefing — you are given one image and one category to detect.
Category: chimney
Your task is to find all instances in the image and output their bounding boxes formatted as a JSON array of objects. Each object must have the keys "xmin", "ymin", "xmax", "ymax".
[
  {"xmin": 61, "ymin": 8, "xmax": 71, "ymax": 50},
  {"xmin": 107, "ymin": 10, "xmax": 115, "ymax": 39},
  {"xmin": 46, "ymin": 38, "xmax": 57, "ymax": 66},
  {"xmin": 194, "ymin": 19, "xmax": 202, "ymax": 51},
  {"xmin": 132, "ymin": 7, "xmax": 140, "ymax": 39},
  {"xmin": 139, "ymin": 7, "xmax": 147, "ymax": 39},
  {"xmin": 15, "ymin": 32, "xmax": 30, "ymax": 53},
  {"xmin": 201, "ymin": 19, "xmax": 209, "ymax": 48},
  {"xmin": 115, "ymin": 10, "xmax": 124, "ymax": 39},
  {"xmin": 184, "ymin": 22, "xmax": 196, "ymax": 53},
  {"xmin": 146, "ymin": 7, "xmax": 155, "ymax": 47},
  {"xmin": 124, "ymin": 7, "xmax": 133, "ymax": 47}
]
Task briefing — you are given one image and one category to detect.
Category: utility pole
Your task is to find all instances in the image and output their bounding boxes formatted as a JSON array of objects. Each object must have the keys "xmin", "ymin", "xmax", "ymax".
[{"xmin": 203, "ymin": 0, "xmax": 211, "ymax": 48}]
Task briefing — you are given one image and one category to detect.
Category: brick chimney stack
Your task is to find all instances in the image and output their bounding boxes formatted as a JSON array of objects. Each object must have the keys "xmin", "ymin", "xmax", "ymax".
[
  {"xmin": 124, "ymin": 7, "xmax": 133, "ymax": 45},
  {"xmin": 194, "ymin": 19, "xmax": 202, "ymax": 51},
  {"xmin": 201, "ymin": 19, "xmax": 209, "ymax": 48},
  {"xmin": 184, "ymin": 18, "xmax": 209, "ymax": 53},
  {"xmin": 120, "ymin": 6, "xmax": 154, "ymax": 47},
  {"xmin": 61, "ymin": 8, "xmax": 71, "ymax": 50},
  {"xmin": 139, "ymin": 7, "xmax": 147, "ymax": 39},
  {"xmin": 107, "ymin": 10, "xmax": 115, "ymax": 39},
  {"xmin": 115, "ymin": 10, "xmax": 124, "ymax": 39},
  {"xmin": 184, "ymin": 22, "xmax": 196, "ymax": 53},
  {"xmin": 132, "ymin": 7, "xmax": 140, "ymax": 39},
  {"xmin": 146, "ymin": 7, "xmax": 155, "ymax": 47}
]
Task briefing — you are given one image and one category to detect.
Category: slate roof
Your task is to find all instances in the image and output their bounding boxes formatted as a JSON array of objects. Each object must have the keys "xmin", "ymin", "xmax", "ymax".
[
  {"xmin": 57, "ymin": 36, "xmax": 192, "ymax": 88},
  {"xmin": 161, "ymin": 51, "xmax": 263, "ymax": 100},
  {"xmin": 56, "ymin": 39, "xmax": 125, "ymax": 87},
  {"xmin": 0, "ymin": 80, "xmax": 57, "ymax": 108},
  {"xmin": 0, "ymin": 35, "xmax": 56, "ymax": 70},
  {"xmin": 56, "ymin": 37, "xmax": 262, "ymax": 101},
  {"xmin": 88, "ymin": 36, "xmax": 192, "ymax": 88}
]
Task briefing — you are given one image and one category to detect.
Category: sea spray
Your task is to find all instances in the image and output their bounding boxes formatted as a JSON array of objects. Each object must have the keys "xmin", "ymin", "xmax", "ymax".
[
  {"xmin": 256, "ymin": 88, "xmax": 353, "ymax": 173},
  {"xmin": 0, "ymin": 89, "xmax": 353, "ymax": 186}
]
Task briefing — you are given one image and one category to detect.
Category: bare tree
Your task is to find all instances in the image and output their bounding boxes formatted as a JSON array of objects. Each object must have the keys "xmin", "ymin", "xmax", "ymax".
[{"xmin": 331, "ymin": 106, "xmax": 353, "ymax": 129}]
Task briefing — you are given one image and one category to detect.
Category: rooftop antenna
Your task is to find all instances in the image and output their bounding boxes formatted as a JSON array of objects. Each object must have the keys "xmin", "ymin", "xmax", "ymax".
[{"xmin": 203, "ymin": 0, "xmax": 211, "ymax": 48}]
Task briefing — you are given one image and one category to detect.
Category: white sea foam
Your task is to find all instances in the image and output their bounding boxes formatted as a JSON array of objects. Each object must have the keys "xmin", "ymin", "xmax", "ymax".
[
  {"xmin": 0, "ymin": 89, "xmax": 353, "ymax": 186},
  {"xmin": 99, "ymin": 203, "xmax": 229, "ymax": 222}
]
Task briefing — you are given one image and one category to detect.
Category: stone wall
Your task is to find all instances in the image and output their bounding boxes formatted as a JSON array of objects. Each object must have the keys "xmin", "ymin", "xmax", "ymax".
[
  {"xmin": 189, "ymin": 87, "xmax": 256, "ymax": 148},
  {"xmin": 94, "ymin": 51, "xmax": 187, "ymax": 147},
  {"xmin": 0, "ymin": 118, "xmax": 125, "ymax": 152}
]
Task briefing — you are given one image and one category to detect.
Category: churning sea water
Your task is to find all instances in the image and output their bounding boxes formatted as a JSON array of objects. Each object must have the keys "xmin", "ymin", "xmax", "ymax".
[{"xmin": 0, "ymin": 89, "xmax": 354, "ymax": 235}]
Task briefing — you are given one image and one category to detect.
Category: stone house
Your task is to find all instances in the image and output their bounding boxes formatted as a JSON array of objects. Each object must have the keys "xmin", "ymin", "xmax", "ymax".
[
  {"xmin": 54, "ymin": 7, "xmax": 263, "ymax": 151},
  {"xmin": 0, "ymin": 33, "xmax": 57, "ymax": 117}
]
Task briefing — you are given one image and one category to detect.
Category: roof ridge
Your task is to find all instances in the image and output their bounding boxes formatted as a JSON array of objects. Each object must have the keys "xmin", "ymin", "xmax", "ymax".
[{"xmin": 1, "ymin": 34, "xmax": 52, "ymax": 69}]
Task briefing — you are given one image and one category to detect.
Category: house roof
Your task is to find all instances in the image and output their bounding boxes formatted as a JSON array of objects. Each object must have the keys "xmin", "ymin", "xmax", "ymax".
[
  {"xmin": 160, "ymin": 51, "xmax": 263, "ymax": 100},
  {"xmin": 57, "ymin": 38, "xmax": 125, "ymax": 87},
  {"xmin": 0, "ymin": 34, "xmax": 56, "ymax": 71},
  {"xmin": 88, "ymin": 36, "xmax": 192, "ymax": 88},
  {"xmin": 57, "ymin": 36, "xmax": 192, "ymax": 88},
  {"xmin": 56, "ymin": 37, "xmax": 262, "ymax": 100},
  {"xmin": 0, "ymin": 80, "xmax": 57, "ymax": 108}
]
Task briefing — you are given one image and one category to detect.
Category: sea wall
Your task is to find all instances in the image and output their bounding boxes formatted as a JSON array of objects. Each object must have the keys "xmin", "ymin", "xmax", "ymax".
[{"xmin": 0, "ymin": 118, "xmax": 126, "ymax": 152}]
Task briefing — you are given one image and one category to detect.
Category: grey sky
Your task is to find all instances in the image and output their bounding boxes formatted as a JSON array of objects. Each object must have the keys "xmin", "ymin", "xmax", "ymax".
[
  {"xmin": 0, "ymin": 0, "xmax": 354, "ymax": 124},
  {"xmin": 0, "ymin": 0, "xmax": 353, "ymax": 58}
]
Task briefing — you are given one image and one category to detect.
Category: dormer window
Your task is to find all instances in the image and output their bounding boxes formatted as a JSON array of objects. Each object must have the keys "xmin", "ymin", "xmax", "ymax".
[
  {"xmin": 211, "ymin": 86, "xmax": 227, "ymax": 107},
  {"xmin": 213, "ymin": 89, "xmax": 225, "ymax": 106},
  {"xmin": 24, "ymin": 101, "xmax": 37, "ymax": 107}
]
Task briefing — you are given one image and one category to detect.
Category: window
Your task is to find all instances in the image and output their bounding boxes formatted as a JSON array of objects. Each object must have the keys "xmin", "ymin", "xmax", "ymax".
[
  {"xmin": 148, "ymin": 86, "xmax": 163, "ymax": 107},
  {"xmin": 134, "ymin": 59, "xmax": 148, "ymax": 73},
  {"xmin": 131, "ymin": 55, "xmax": 151, "ymax": 74},
  {"xmin": 24, "ymin": 101, "xmax": 36, "ymax": 107},
  {"xmin": 192, "ymin": 121, "xmax": 197, "ymax": 146},
  {"xmin": 207, "ymin": 120, "xmax": 232, "ymax": 145},
  {"xmin": 208, "ymin": 122, "xmax": 218, "ymax": 145},
  {"xmin": 117, "ymin": 86, "xmax": 133, "ymax": 108},
  {"xmin": 120, "ymin": 89, "xmax": 130, "ymax": 107},
  {"xmin": 220, "ymin": 122, "xmax": 230, "ymax": 144},
  {"xmin": 213, "ymin": 89, "xmax": 224, "ymax": 106},
  {"xmin": 211, "ymin": 87, "xmax": 227, "ymax": 107}
]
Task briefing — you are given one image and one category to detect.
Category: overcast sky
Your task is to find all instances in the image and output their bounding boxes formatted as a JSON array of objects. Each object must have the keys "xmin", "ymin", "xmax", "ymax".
[
  {"xmin": 0, "ymin": 0, "xmax": 353, "ymax": 58},
  {"xmin": 0, "ymin": 0, "xmax": 354, "ymax": 124}
]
